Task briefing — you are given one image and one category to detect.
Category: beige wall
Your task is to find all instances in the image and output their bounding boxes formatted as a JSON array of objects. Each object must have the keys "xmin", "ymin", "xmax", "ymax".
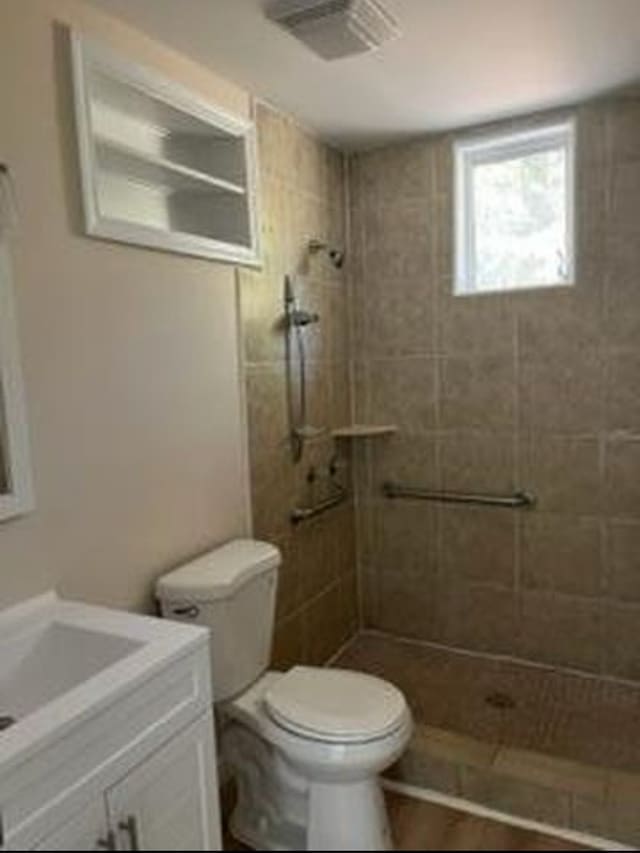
[
  {"xmin": 0, "ymin": 0, "xmax": 251, "ymax": 611},
  {"xmin": 351, "ymin": 95, "xmax": 640, "ymax": 679},
  {"xmin": 239, "ymin": 104, "xmax": 358, "ymax": 667}
]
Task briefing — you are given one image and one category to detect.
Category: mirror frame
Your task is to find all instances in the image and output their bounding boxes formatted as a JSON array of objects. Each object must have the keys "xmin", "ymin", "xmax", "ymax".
[{"xmin": 0, "ymin": 240, "xmax": 34, "ymax": 521}]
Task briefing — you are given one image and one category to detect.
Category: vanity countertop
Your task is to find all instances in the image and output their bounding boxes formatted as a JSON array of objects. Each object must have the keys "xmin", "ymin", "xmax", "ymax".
[{"xmin": 0, "ymin": 591, "xmax": 209, "ymax": 776}]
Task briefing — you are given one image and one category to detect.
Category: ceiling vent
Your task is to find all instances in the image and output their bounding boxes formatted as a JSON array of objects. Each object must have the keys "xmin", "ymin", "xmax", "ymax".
[{"xmin": 266, "ymin": 0, "xmax": 400, "ymax": 60}]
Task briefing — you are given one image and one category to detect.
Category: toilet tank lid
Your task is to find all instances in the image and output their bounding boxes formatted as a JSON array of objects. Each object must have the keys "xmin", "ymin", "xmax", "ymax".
[{"xmin": 156, "ymin": 539, "xmax": 281, "ymax": 602}]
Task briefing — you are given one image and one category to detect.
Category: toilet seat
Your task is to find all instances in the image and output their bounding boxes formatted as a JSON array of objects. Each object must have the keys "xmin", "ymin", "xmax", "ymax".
[{"xmin": 264, "ymin": 666, "xmax": 407, "ymax": 744}]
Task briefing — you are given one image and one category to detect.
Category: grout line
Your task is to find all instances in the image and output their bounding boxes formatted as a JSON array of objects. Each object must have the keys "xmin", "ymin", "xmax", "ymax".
[
  {"xmin": 382, "ymin": 780, "xmax": 633, "ymax": 852},
  {"xmin": 358, "ymin": 628, "xmax": 640, "ymax": 692}
]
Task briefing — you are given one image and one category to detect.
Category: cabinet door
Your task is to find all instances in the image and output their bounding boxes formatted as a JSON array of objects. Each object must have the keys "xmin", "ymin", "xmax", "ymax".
[
  {"xmin": 106, "ymin": 712, "xmax": 221, "ymax": 851},
  {"xmin": 32, "ymin": 798, "xmax": 112, "ymax": 851}
]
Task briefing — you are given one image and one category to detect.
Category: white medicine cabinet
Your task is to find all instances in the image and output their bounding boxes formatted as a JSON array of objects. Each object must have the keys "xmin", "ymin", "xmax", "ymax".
[{"xmin": 71, "ymin": 33, "xmax": 261, "ymax": 266}]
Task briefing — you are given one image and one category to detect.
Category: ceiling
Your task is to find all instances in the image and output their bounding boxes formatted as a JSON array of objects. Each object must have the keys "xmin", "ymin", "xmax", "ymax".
[{"xmin": 88, "ymin": 0, "xmax": 640, "ymax": 149}]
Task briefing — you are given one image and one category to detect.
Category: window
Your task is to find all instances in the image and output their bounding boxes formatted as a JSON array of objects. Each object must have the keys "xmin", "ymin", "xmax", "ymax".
[{"xmin": 454, "ymin": 120, "xmax": 575, "ymax": 294}]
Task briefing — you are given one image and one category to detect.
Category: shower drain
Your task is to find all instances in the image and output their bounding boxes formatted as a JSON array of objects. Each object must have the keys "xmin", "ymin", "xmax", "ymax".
[{"xmin": 485, "ymin": 691, "xmax": 516, "ymax": 710}]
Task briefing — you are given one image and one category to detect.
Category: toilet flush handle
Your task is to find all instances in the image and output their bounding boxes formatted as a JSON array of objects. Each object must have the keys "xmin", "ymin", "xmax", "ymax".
[{"xmin": 171, "ymin": 605, "xmax": 200, "ymax": 619}]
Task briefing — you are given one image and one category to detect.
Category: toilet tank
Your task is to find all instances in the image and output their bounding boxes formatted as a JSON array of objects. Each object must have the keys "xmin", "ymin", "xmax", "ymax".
[{"xmin": 156, "ymin": 539, "xmax": 280, "ymax": 702}]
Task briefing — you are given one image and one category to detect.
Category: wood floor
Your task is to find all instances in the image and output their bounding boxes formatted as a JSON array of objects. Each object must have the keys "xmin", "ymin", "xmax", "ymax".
[{"xmin": 224, "ymin": 790, "xmax": 592, "ymax": 851}]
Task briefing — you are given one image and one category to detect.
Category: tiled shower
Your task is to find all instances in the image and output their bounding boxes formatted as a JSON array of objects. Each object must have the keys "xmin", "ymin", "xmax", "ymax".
[{"xmin": 240, "ymin": 93, "xmax": 640, "ymax": 844}]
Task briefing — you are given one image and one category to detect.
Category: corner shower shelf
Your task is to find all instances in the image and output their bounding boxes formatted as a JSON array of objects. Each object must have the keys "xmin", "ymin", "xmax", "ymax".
[
  {"xmin": 71, "ymin": 34, "xmax": 260, "ymax": 265},
  {"xmin": 332, "ymin": 425, "xmax": 398, "ymax": 439}
]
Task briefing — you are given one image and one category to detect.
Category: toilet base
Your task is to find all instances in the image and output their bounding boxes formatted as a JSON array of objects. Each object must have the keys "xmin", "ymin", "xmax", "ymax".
[
  {"xmin": 223, "ymin": 722, "xmax": 394, "ymax": 851},
  {"xmin": 308, "ymin": 779, "xmax": 392, "ymax": 851}
]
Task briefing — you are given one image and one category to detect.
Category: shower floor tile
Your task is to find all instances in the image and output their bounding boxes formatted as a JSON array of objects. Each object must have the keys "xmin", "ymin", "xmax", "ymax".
[{"xmin": 333, "ymin": 631, "xmax": 640, "ymax": 774}]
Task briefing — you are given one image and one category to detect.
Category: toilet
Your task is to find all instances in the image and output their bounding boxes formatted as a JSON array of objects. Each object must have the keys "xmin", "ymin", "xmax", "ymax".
[{"xmin": 156, "ymin": 539, "xmax": 412, "ymax": 852}]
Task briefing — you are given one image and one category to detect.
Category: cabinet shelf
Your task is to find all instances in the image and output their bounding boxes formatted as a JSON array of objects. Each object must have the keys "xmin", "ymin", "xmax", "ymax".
[
  {"xmin": 95, "ymin": 137, "xmax": 247, "ymax": 196},
  {"xmin": 72, "ymin": 34, "xmax": 260, "ymax": 265}
]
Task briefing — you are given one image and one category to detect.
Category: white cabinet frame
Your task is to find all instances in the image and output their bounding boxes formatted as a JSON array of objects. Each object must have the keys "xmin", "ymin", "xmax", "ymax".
[
  {"xmin": 71, "ymin": 33, "xmax": 261, "ymax": 266},
  {"xmin": 0, "ymin": 242, "xmax": 34, "ymax": 522}
]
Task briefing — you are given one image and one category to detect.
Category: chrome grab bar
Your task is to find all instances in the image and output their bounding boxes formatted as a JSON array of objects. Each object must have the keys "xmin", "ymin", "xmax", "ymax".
[
  {"xmin": 382, "ymin": 482, "xmax": 536, "ymax": 509},
  {"xmin": 291, "ymin": 485, "xmax": 349, "ymax": 525}
]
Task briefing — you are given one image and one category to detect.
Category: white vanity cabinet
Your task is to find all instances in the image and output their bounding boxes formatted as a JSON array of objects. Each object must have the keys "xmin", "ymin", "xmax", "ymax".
[
  {"xmin": 32, "ymin": 800, "xmax": 109, "ymax": 851},
  {"xmin": 33, "ymin": 713, "xmax": 217, "ymax": 851},
  {"xmin": 0, "ymin": 597, "xmax": 222, "ymax": 852}
]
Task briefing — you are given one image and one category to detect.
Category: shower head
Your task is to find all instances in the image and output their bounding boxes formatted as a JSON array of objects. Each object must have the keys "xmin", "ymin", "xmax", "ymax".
[{"xmin": 308, "ymin": 238, "xmax": 345, "ymax": 270}]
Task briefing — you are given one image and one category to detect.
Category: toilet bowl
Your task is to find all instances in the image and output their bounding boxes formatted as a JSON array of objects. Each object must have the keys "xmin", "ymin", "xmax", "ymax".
[
  {"xmin": 156, "ymin": 539, "xmax": 412, "ymax": 851},
  {"xmin": 224, "ymin": 668, "xmax": 412, "ymax": 850}
]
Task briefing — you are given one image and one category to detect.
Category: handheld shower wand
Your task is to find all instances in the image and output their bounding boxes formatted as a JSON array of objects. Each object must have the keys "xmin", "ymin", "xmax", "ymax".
[{"xmin": 284, "ymin": 276, "xmax": 325, "ymax": 462}]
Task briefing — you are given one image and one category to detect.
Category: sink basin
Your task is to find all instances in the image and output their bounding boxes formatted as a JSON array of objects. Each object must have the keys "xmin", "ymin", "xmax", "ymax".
[
  {"xmin": 0, "ymin": 622, "xmax": 142, "ymax": 721},
  {"xmin": 0, "ymin": 591, "xmax": 209, "ymax": 775}
]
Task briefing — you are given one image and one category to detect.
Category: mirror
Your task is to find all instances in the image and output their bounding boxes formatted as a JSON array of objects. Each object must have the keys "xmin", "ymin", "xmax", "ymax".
[{"xmin": 0, "ymin": 239, "xmax": 34, "ymax": 521}]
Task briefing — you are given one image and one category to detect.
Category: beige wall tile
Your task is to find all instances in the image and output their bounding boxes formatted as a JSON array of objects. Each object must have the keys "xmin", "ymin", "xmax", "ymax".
[
  {"xmin": 441, "ymin": 354, "xmax": 517, "ymax": 429},
  {"xmin": 605, "ymin": 603, "xmax": 640, "ymax": 680},
  {"xmin": 362, "ymin": 201, "xmax": 433, "ymax": 282},
  {"xmin": 238, "ymin": 268, "xmax": 286, "ymax": 365},
  {"xmin": 604, "ymin": 438, "xmax": 640, "ymax": 518},
  {"xmin": 441, "ymin": 582, "xmax": 518, "ymax": 655},
  {"xmin": 517, "ymin": 299, "xmax": 602, "ymax": 364},
  {"xmin": 608, "ymin": 769, "xmax": 640, "ymax": 847},
  {"xmin": 372, "ymin": 433, "xmax": 439, "ymax": 486},
  {"xmin": 360, "ymin": 276, "xmax": 436, "ymax": 358},
  {"xmin": 610, "ymin": 161, "xmax": 640, "ymax": 238},
  {"xmin": 520, "ymin": 435, "xmax": 601, "ymax": 516},
  {"xmin": 246, "ymin": 363, "xmax": 289, "ymax": 455},
  {"xmin": 521, "ymin": 514, "xmax": 603, "ymax": 597},
  {"xmin": 609, "ymin": 98, "xmax": 640, "ymax": 164},
  {"xmin": 374, "ymin": 571, "xmax": 440, "ymax": 642},
  {"xmin": 374, "ymin": 500, "xmax": 438, "ymax": 577},
  {"xmin": 606, "ymin": 349, "xmax": 640, "ymax": 431},
  {"xmin": 305, "ymin": 581, "xmax": 353, "ymax": 665},
  {"xmin": 272, "ymin": 609, "xmax": 307, "ymax": 670},
  {"xmin": 520, "ymin": 592, "xmax": 602, "ymax": 672},
  {"xmin": 438, "ymin": 293, "xmax": 515, "ymax": 357},
  {"xmin": 350, "ymin": 140, "xmax": 433, "ymax": 209},
  {"xmin": 366, "ymin": 357, "xmax": 438, "ymax": 432},
  {"xmin": 518, "ymin": 351, "xmax": 604, "ymax": 432},
  {"xmin": 608, "ymin": 521, "xmax": 640, "ymax": 602},
  {"xmin": 243, "ymin": 105, "xmax": 357, "ymax": 665},
  {"xmin": 604, "ymin": 237, "xmax": 640, "ymax": 348},
  {"xmin": 350, "ymin": 97, "xmax": 640, "ymax": 678},
  {"xmin": 440, "ymin": 506, "xmax": 516, "ymax": 587},
  {"xmin": 440, "ymin": 431, "xmax": 515, "ymax": 494},
  {"xmin": 251, "ymin": 444, "xmax": 295, "ymax": 541}
]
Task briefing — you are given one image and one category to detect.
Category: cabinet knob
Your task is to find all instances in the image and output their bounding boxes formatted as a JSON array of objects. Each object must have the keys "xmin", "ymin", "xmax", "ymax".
[
  {"xmin": 119, "ymin": 815, "xmax": 141, "ymax": 851},
  {"xmin": 96, "ymin": 829, "xmax": 116, "ymax": 850}
]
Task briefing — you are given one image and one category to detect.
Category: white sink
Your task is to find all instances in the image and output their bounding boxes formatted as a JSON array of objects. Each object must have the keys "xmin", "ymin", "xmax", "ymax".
[
  {"xmin": 0, "ymin": 592, "xmax": 209, "ymax": 775},
  {"xmin": 0, "ymin": 622, "xmax": 142, "ymax": 722}
]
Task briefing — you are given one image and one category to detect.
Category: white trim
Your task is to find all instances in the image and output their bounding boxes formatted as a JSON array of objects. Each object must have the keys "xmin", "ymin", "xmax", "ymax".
[
  {"xmin": 454, "ymin": 118, "xmax": 576, "ymax": 295},
  {"xmin": 382, "ymin": 779, "xmax": 632, "ymax": 852},
  {"xmin": 70, "ymin": 33, "xmax": 261, "ymax": 267},
  {"xmin": 0, "ymin": 240, "xmax": 34, "ymax": 522}
]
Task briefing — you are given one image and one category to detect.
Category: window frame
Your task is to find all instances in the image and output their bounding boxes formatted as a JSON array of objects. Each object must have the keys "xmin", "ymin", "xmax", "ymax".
[{"xmin": 453, "ymin": 118, "xmax": 576, "ymax": 295}]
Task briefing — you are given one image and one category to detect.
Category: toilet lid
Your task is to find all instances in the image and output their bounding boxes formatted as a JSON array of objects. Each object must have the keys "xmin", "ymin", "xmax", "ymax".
[{"xmin": 264, "ymin": 666, "xmax": 407, "ymax": 743}]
